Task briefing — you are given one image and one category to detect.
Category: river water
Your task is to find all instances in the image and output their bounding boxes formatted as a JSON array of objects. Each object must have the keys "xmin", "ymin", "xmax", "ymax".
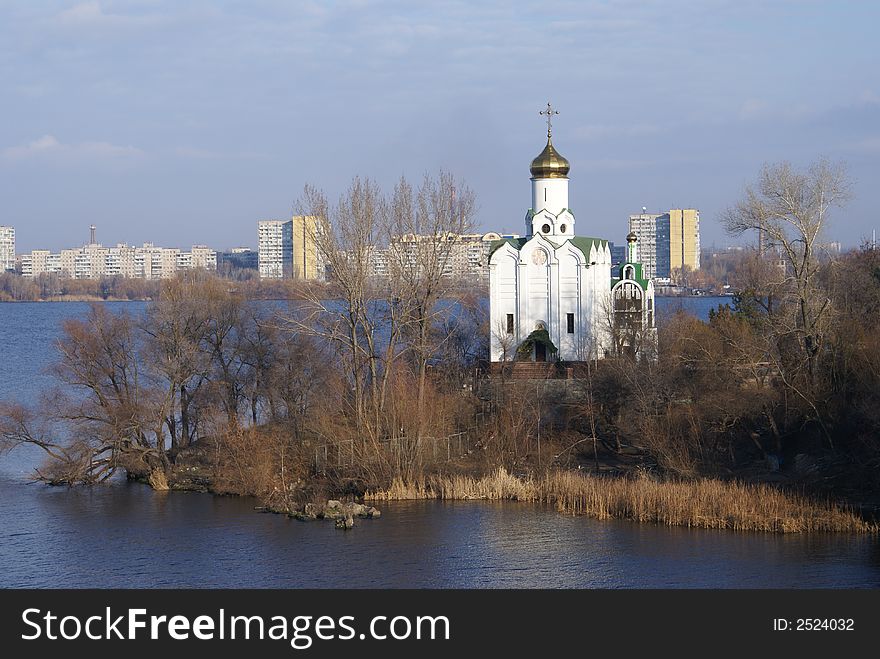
[{"xmin": 1, "ymin": 299, "xmax": 879, "ymax": 588}]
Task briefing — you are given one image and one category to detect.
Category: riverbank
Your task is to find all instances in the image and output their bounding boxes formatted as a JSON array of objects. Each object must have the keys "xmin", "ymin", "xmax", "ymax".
[
  {"xmin": 0, "ymin": 295, "xmax": 152, "ymax": 302},
  {"xmin": 365, "ymin": 468, "xmax": 875, "ymax": 533},
  {"xmin": 156, "ymin": 438, "xmax": 876, "ymax": 534}
]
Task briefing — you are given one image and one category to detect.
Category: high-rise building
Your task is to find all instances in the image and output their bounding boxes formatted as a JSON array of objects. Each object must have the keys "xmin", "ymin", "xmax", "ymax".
[
  {"xmin": 258, "ymin": 219, "xmax": 293, "ymax": 279},
  {"xmin": 628, "ymin": 212, "xmax": 664, "ymax": 280},
  {"xmin": 668, "ymin": 209, "xmax": 700, "ymax": 273},
  {"xmin": 259, "ymin": 217, "xmax": 323, "ymax": 280},
  {"xmin": 628, "ymin": 209, "xmax": 699, "ymax": 280},
  {"xmin": 291, "ymin": 215, "xmax": 322, "ymax": 279},
  {"xmin": 0, "ymin": 226, "xmax": 14, "ymax": 272},
  {"xmin": 609, "ymin": 241, "xmax": 627, "ymax": 278}
]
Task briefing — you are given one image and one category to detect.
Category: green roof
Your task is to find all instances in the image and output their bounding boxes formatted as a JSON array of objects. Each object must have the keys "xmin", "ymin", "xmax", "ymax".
[
  {"xmin": 567, "ymin": 236, "xmax": 609, "ymax": 260},
  {"xmin": 612, "ymin": 261, "xmax": 650, "ymax": 289},
  {"xmin": 487, "ymin": 237, "xmax": 529, "ymax": 261},
  {"xmin": 526, "ymin": 208, "xmax": 576, "ymax": 220},
  {"xmin": 488, "ymin": 235, "xmax": 608, "ymax": 264}
]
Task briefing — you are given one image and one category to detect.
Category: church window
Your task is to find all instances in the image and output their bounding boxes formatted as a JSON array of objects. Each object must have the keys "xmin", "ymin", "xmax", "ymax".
[
  {"xmin": 560, "ymin": 224, "xmax": 567, "ymax": 234},
  {"xmin": 544, "ymin": 188, "xmax": 547, "ymax": 202},
  {"xmin": 541, "ymin": 223, "xmax": 551, "ymax": 234},
  {"xmin": 567, "ymin": 313, "xmax": 574, "ymax": 334},
  {"xmin": 506, "ymin": 314, "xmax": 514, "ymax": 334},
  {"xmin": 623, "ymin": 265, "xmax": 634, "ymax": 280}
]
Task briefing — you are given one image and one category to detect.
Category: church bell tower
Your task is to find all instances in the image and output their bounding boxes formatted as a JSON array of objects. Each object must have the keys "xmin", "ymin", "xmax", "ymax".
[{"xmin": 527, "ymin": 102, "xmax": 574, "ymax": 240}]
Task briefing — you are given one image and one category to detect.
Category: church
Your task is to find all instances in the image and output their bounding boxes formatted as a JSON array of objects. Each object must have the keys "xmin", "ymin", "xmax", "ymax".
[{"xmin": 488, "ymin": 104, "xmax": 655, "ymax": 364}]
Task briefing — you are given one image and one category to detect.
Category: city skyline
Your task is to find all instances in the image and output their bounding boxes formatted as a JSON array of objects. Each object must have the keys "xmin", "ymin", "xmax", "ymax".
[{"xmin": 2, "ymin": 2, "xmax": 879, "ymax": 253}]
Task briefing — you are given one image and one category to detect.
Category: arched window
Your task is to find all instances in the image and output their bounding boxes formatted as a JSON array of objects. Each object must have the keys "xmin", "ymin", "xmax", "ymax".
[
  {"xmin": 623, "ymin": 265, "xmax": 635, "ymax": 280},
  {"xmin": 613, "ymin": 282, "xmax": 643, "ymax": 313}
]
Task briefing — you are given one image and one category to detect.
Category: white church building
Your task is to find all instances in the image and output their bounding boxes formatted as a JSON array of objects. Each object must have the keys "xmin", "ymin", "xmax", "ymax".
[{"xmin": 489, "ymin": 105, "xmax": 655, "ymax": 364}]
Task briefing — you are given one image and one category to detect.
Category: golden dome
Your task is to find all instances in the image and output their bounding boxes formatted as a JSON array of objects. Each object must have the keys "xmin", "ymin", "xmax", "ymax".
[{"xmin": 530, "ymin": 138, "xmax": 570, "ymax": 179}]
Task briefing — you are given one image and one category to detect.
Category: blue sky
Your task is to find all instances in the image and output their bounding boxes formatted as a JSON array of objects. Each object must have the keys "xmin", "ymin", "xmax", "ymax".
[{"xmin": 1, "ymin": 0, "xmax": 878, "ymax": 252}]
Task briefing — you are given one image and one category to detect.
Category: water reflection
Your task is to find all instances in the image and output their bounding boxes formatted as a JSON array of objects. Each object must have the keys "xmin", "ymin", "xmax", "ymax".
[{"xmin": 3, "ymin": 484, "xmax": 879, "ymax": 588}]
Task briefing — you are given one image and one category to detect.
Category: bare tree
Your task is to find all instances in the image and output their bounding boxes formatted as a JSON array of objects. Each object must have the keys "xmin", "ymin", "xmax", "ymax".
[
  {"xmin": 492, "ymin": 317, "xmax": 517, "ymax": 363},
  {"xmin": 389, "ymin": 171, "xmax": 476, "ymax": 436},
  {"xmin": 142, "ymin": 275, "xmax": 213, "ymax": 450},
  {"xmin": 0, "ymin": 305, "xmax": 170, "ymax": 486},
  {"xmin": 293, "ymin": 178, "xmax": 400, "ymax": 440},
  {"xmin": 722, "ymin": 158, "xmax": 850, "ymax": 443}
]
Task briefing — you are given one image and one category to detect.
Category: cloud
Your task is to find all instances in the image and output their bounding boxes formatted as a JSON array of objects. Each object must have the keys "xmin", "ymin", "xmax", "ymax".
[
  {"xmin": 55, "ymin": 1, "xmax": 165, "ymax": 30},
  {"xmin": 1, "ymin": 134, "xmax": 143, "ymax": 162},
  {"xmin": 738, "ymin": 98, "xmax": 768, "ymax": 120}
]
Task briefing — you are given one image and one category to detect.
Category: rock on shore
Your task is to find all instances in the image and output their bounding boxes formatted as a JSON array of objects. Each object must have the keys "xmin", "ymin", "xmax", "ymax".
[{"xmin": 288, "ymin": 500, "xmax": 382, "ymax": 529}]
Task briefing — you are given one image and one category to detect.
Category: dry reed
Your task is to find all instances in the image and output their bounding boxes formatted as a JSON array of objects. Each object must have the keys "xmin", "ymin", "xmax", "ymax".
[{"xmin": 365, "ymin": 468, "xmax": 874, "ymax": 533}]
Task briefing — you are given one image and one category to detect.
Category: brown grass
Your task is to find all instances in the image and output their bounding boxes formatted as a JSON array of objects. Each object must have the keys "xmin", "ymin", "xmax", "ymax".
[{"xmin": 365, "ymin": 468, "xmax": 875, "ymax": 533}]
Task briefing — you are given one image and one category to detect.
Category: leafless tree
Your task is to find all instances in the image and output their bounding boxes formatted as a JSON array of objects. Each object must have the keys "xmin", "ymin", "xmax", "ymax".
[
  {"xmin": 389, "ymin": 171, "xmax": 476, "ymax": 436},
  {"xmin": 722, "ymin": 158, "xmax": 850, "ymax": 444},
  {"xmin": 293, "ymin": 178, "xmax": 403, "ymax": 440},
  {"xmin": 141, "ymin": 275, "xmax": 213, "ymax": 450},
  {"xmin": 0, "ymin": 305, "xmax": 170, "ymax": 485}
]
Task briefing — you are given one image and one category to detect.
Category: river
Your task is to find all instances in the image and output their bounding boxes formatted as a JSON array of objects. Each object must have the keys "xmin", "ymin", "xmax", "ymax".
[{"xmin": 1, "ymin": 299, "xmax": 879, "ymax": 588}]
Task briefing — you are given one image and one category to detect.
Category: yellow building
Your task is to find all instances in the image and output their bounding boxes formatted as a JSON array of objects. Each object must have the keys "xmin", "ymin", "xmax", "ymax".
[
  {"xmin": 291, "ymin": 215, "xmax": 322, "ymax": 280},
  {"xmin": 668, "ymin": 209, "xmax": 700, "ymax": 273}
]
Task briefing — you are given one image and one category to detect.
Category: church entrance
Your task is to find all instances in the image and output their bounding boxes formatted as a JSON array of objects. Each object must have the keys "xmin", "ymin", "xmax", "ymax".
[{"xmin": 535, "ymin": 342, "xmax": 547, "ymax": 362}]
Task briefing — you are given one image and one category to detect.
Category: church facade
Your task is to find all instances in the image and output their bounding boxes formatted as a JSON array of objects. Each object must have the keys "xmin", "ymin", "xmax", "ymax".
[{"xmin": 488, "ymin": 106, "xmax": 655, "ymax": 363}]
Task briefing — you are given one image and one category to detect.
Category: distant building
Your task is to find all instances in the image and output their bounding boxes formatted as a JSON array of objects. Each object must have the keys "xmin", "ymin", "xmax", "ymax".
[
  {"xmin": 609, "ymin": 241, "xmax": 627, "ymax": 278},
  {"xmin": 20, "ymin": 250, "xmax": 49, "ymax": 278},
  {"xmin": 366, "ymin": 244, "xmax": 389, "ymax": 278},
  {"xmin": 20, "ymin": 241, "xmax": 216, "ymax": 279},
  {"xmin": 363, "ymin": 232, "xmax": 512, "ymax": 283},
  {"xmin": 291, "ymin": 215, "xmax": 323, "ymax": 280},
  {"xmin": 258, "ymin": 220, "xmax": 292, "ymax": 279},
  {"xmin": 190, "ymin": 245, "xmax": 217, "ymax": 271},
  {"xmin": 818, "ymin": 241, "xmax": 842, "ymax": 260},
  {"xmin": 628, "ymin": 212, "xmax": 665, "ymax": 280},
  {"xmin": 628, "ymin": 208, "xmax": 699, "ymax": 280},
  {"xmin": 396, "ymin": 232, "xmax": 504, "ymax": 281},
  {"xmin": 0, "ymin": 226, "xmax": 14, "ymax": 272},
  {"xmin": 259, "ymin": 216, "xmax": 323, "ymax": 280},
  {"xmin": 668, "ymin": 208, "xmax": 700, "ymax": 274},
  {"xmin": 218, "ymin": 247, "xmax": 259, "ymax": 271}
]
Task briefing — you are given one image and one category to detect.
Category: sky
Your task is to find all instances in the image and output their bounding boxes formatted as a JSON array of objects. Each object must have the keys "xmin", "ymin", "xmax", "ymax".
[{"xmin": 1, "ymin": 0, "xmax": 878, "ymax": 252}]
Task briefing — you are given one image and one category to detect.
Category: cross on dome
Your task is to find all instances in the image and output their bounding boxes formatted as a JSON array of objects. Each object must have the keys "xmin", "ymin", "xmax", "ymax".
[{"xmin": 539, "ymin": 102, "xmax": 559, "ymax": 139}]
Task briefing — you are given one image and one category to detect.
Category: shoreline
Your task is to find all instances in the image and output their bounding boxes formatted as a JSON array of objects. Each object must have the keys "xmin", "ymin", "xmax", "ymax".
[
  {"xmin": 14, "ymin": 457, "xmax": 878, "ymax": 536},
  {"xmin": 364, "ymin": 468, "xmax": 876, "ymax": 534}
]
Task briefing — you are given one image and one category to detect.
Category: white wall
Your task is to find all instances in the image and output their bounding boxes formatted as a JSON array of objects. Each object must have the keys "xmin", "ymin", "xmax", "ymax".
[{"xmin": 489, "ymin": 237, "xmax": 613, "ymax": 362}]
